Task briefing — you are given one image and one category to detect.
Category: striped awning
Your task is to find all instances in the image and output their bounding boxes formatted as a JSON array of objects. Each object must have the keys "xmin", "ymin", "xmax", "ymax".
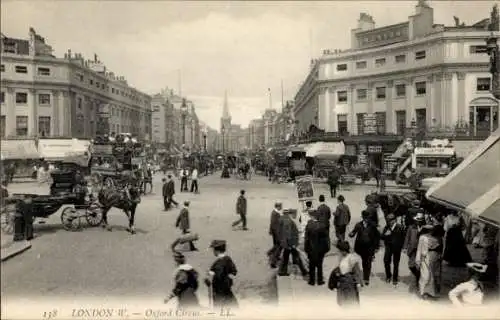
[
  {"xmin": 1, "ymin": 139, "xmax": 41, "ymax": 160},
  {"xmin": 426, "ymin": 128, "xmax": 500, "ymax": 227}
]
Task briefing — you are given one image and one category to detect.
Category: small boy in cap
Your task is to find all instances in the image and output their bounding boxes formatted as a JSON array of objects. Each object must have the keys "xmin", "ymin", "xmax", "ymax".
[
  {"xmin": 205, "ymin": 240, "xmax": 238, "ymax": 308},
  {"xmin": 232, "ymin": 190, "xmax": 248, "ymax": 230},
  {"xmin": 174, "ymin": 201, "xmax": 197, "ymax": 251},
  {"xmin": 164, "ymin": 251, "xmax": 200, "ymax": 308}
]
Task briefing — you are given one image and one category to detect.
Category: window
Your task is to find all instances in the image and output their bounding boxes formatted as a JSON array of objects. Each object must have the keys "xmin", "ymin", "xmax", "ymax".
[
  {"xmin": 356, "ymin": 61, "xmax": 367, "ymax": 69},
  {"xmin": 396, "ymin": 110, "xmax": 406, "ymax": 135},
  {"xmin": 0, "ymin": 64, "xmax": 4, "ymax": 72},
  {"xmin": 0, "ymin": 116, "xmax": 5, "ymax": 138},
  {"xmin": 427, "ymin": 158, "xmax": 439, "ymax": 168},
  {"xmin": 415, "ymin": 81, "xmax": 427, "ymax": 95},
  {"xmin": 338, "ymin": 115, "xmax": 348, "ymax": 135},
  {"xmin": 376, "ymin": 112, "xmax": 386, "ymax": 134},
  {"xmin": 356, "ymin": 89, "xmax": 367, "ymax": 100},
  {"xmin": 38, "ymin": 93, "xmax": 51, "ymax": 105},
  {"xmin": 77, "ymin": 98, "xmax": 82, "ymax": 110},
  {"xmin": 376, "ymin": 87, "xmax": 386, "ymax": 99},
  {"xmin": 15, "ymin": 65, "xmax": 27, "ymax": 73},
  {"xmin": 357, "ymin": 113, "xmax": 365, "ymax": 135},
  {"xmin": 16, "ymin": 116, "xmax": 28, "ymax": 136},
  {"xmin": 96, "ymin": 82, "xmax": 100, "ymax": 88},
  {"xmin": 469, "ymin": 45, "xmax": 487, "ymax": 54},
  {"xmin": 395, "ymin": 84, "xmax": 406, "ymax": 97},
  {"xmin": 15, "ymin": 92, "xmax": 28, "ymax": 104},
  {"xmin": 395, "ymin": 54, "xmax": 406, "ymax": 63},
  {"xmin": 476, "ymin": 78, "xmax": 491, "ymax": 91},
  {"xmin": 89, "ymin": 79, "xmax": 93, "ymax": 85},
  {"xmin": 337, "ymin": 91, "xmax": 348, "ymax": 103},
  {"xmin": 375, "ymin": 58, "xmax": 386, "ymax": 67},
  {"xmin": 112, "ymin": 88, "xmax": 115, "ymax": 94},
  {"xmin": 78, "ymin": 74, "xmax": 84, "ymax": 82},
  {"xmin": 0, "ymin": 92, "xmax": 4, "ymax": 103},
  {"xmin": 37, "ymin": 67, "xmax": 50, "ymax": 76},
  {"xmin": 336, "ymin": 64, "xmax": 347, "ymax": 71},
  {"xmin": 38, "ymin": 116, "xmax": 51, "ymax": 137},
  {"xmin": 153, "ymin": 106, "xmax": 160, "ymax": 112},
  {"xmin": 415, "ymin": 50, "xmax": 426, "ymax": 60}
]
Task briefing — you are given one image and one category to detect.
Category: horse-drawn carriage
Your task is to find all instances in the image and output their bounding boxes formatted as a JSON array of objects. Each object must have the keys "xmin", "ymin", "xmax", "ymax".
[{"xmin": 0, "ymin": 160, "xmax": 103, "ymax": 234}]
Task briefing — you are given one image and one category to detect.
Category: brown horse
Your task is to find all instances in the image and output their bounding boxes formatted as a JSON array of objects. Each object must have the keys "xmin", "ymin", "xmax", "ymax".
[{"xmin": 96, "ymin": 185, "xmax": 141, "ymax": 234}]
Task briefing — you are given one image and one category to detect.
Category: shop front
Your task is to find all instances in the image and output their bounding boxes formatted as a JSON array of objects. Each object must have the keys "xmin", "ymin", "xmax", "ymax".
[
  {"xmin": 342, "ymin": 135, "xmax": 404, "ymax": 170},
  {"xmin": 1, "ymin": 139, "xmax": 41, "ymax": 179}
]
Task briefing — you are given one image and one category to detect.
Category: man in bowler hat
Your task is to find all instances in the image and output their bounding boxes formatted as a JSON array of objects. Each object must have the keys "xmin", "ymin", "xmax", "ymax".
[
  {"xmin": 382, "ymin": 214, "xmax": 406, "ymax": 285},
  {"xmin": 267, "ymin": 202, "xmax": 283, "ymax": 268},
  {"xmin": 204, "ymin": 240, "xmax": 238, "ymax": 308}
]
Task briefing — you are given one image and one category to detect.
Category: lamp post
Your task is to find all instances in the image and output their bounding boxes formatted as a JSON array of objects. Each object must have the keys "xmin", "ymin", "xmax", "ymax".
[
  {"xmin": 203, "ymin": 128, "xmax": 208, "ymax": 152},
  {"xmin": 486, "ymin": 4, "xmax": 500, "ymax": 100},
  {"xmin": 180, "ymin": 98, "xmax": 188, "ymax": 145},
  {"xmin": 410, "ymin": 118, "xmax": 418, "ymax": 147},
  {"xmin": 221, "ymin": 126, "xmax": 225, "ymax": 154}
]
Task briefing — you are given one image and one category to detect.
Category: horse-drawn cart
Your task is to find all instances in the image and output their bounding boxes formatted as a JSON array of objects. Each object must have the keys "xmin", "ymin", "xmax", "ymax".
[{"xmin": 0, "ymin": 162, "xmax": 103, "ymax": 234}]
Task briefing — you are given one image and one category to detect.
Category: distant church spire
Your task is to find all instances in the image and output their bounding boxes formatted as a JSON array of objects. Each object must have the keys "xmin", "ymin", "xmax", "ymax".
[{"xmin": 222, "ymin": 90, "xmax": 230, "ymax": 120}]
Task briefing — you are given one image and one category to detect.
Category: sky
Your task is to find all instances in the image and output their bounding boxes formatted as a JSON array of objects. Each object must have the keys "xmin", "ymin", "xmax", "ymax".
[{"xmin": 1, "ymin": 0, "xmax": 496, "ymax": 129}]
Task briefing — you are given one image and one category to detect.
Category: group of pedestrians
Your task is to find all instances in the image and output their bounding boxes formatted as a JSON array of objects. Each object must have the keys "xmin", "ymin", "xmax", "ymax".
[
  {"xmin": 162, "ymin": 168, "xmax": 201, "ymax": 211},
  {"xmin": 165, "ymin": 240, "xmax": 239, "ymax": 310}
]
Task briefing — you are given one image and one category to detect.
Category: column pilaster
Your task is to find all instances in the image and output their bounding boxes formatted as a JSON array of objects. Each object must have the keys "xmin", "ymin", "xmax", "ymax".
[
  {"xmin": 406, "ymin": 76, "xmax": 415, "ymax": 126},
  {"xmin": 426, "ymin": 74, "xmax": 434, "ymax": 126},
  {"xmin": 386, "ymin": 80, "xmax": 394, "ymax": 134},
  {"xmin": 5, "ymin": 88, "xmax": 16, "ymax": 137},
  {"xmin": 51, "ymin": 90, "xmax": 60, "ymax": 136},
  {"xmin": 457, "ymin": 72, "xmax": 466, "ymax": 122},
  {"xmin": 367, "ymin": 82, "xmax": 374, "ymax": 114},
  {"xmin": 348, "ymin": 84, "xmax": 355, "ymax": 134},
  {"xmin": 28, "ymin": 89, "xmax": 37, "ymax": 137}
]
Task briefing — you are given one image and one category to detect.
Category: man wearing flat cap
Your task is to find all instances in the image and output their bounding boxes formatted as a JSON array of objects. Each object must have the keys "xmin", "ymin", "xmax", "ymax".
[
  {"xmin": 381, "ymin": 213, "xmax": 406, "ymax": 286},
  {"xmin": 174, "ymin": 201, "xmax": 198, "ymax": 251},
  {"xmin": 164, "ymin": 252, "xmax": 199, "ymax": 308},
  {"xmin": 232, "ymin": 190, "xmax": 248, "ymax": 231},
  {"xmin": 205, "ymin": 240, "xmax": 238, "ymax": 308}
]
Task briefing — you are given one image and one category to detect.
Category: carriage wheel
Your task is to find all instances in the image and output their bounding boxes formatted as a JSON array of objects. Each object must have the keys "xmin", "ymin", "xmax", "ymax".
[
  {"xmin": 0, "ymin": 204, "xmax": 16, "ymax": 234},
  {"xmin": 85, "ymin": 203, "xmax": 103, "ymax": 227},
  {"xmin": 60, "ymin": 207, "xmax": 82, "ymax": 231},
  {"xmin": 104, "ymin": 177, "xmax": 114, "ymax": 188}
]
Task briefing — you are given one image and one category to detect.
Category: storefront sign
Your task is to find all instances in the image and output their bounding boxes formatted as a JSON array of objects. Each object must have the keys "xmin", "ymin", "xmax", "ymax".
[
  {"xmin": 367, "ymin": 145, "xmax": 383, "ymax": 153},
  {"xmin": 363, "ymin": 114, "xmax": 377, "ymax": 134},
  {"xmin": 91, "ymin": 144, "xmax": 113, "ymax": 154},
  {"xmin": 414, "ymin": 147, "xmax": 455, "ymax": 156},
  {"xmin": 38, "ymin": 139, "xmax": 90, "ymax": 160}
]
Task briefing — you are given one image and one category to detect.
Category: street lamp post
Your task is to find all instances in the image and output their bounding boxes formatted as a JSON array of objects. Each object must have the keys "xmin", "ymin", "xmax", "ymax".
[
  {"xmin": 203, "ymin": 128, "xmax": 208, "ymax": 152},
  {"xmin": 180, "ymin": 98, "xmax": 188, "ymax": 145},
  {"xmin": 486, "ymin": 4, "xmax": 500, "ymax": 100},
  {"xmin": 221, "ymin": 126, "xmax": 225, "ymax": 154},
  {"xmin": 410, "ymin": 118, "xmax": 418, "ymax": 147}
]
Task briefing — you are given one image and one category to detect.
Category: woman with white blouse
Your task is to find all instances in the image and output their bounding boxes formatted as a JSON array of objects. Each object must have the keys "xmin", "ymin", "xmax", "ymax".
[{"xmin": 448, "ymin": 262, "xmax": 487, "ymax": 307}]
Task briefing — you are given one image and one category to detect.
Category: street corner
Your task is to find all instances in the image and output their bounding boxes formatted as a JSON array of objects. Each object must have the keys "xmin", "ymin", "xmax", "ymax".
[{"xmin": 1, "ymin": 240, "xmax": 32, "ymax": 262}]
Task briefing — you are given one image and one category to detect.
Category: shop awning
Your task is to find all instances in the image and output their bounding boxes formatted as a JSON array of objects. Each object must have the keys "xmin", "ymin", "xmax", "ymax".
[
  {"xmin": 1, "ymin": 139, "xmax": 41, "ymax": 160},
  {"xmin": 306, "ymin": 141, "xmax": 346, "ymax": 158},
  {"xmin": 426, "ymin": 129, "xmax": 500, "ymax": 227}
]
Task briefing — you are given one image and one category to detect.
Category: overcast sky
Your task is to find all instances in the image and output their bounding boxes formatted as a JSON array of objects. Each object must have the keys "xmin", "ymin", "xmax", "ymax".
[{"xmin": 1, "ymin": 0, "xmax": 496, "ymax": 129}]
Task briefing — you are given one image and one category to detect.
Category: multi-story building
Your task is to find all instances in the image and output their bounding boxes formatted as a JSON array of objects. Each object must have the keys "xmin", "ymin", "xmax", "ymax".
[
  {"xmin": 0, "ymin": 28, "xmax": 152, "ymax": 140},
  {"xmin": 248, "ymin": 118, "xmax": 265, "ymax": 150},
  {"xmin": 151, "ymin": 93, "xmax": 169, "ymax": 144},
  {"xmin": 293, "ymin": 1, "xmax": 499, "ymax": 139},
  {"xmin": 262, "ymin": 109, "xmax": 279, "ymax": 145}
]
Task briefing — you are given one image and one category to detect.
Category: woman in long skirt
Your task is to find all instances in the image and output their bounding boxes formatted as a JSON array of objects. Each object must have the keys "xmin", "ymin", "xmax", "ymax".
[
  {"xmin": 416, "ymin": 225, "xmax": 444, "ymax": 299},
  {"xmin": 443, "ymin": 212, "xmax": 472, "ymax": 267},
  {"xmin": 328, "ymin": 241, "xmax": 363, "ymax": 307}
]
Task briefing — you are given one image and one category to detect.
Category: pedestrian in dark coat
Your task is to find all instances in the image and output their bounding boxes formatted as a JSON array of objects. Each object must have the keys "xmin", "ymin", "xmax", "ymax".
[
  {"xmin": 364, "ymin": 194, "xmax": 379, "ymax": 227},
  {"xmin": 164, "ymin": 252, "xmax": 200, "ymax": 309},
  {"xmin": 278, "ymin": 209, "xmax": 307, "ymax": 277},
  {"xmin": 232, "ymin": 190, "xmax": 248, "ymax": 230},
  {"xmin": 204, "ymin": 240, "xmax": 238, "ymax": 308},
  {"xmin": 404, "ymin": 212, "xmax": 427, "ymax": 285},
  {"xmin": 304, "ymin": 210, "xmax": 330, "ymax": 285},
  {"xmin": 327, "ymin": 169, "xmax": 340, "ymax": 198},
  {"xmin": 333, "ymin": 195, "xmax": 351, "ymax": 242},
  {"xmin": 267, "ymin": 202, "xmax": 283, "ymax": 268},
  {"xmin": 316, "ymin": 194, "xmax": 332, "ymax": 231},
  {"xmin": 162, "ymin": 178, "xmax": 169, "ymax": 211},
  {"xmin": 175, "ymin": 201, "xmax": 197, "ymax": 251},
  {"xmin": 181, "ymin": 168, "xmax": 189, "ymax": 192},
  {"xmin": 382, "ymin": 214, "xmax": 406, "ymax": 285},
  {"xmin": 166, "ymin": 175, "xmax": 178, "ymax": 209},
  {"xmin": 349, "ymin": 210, "xmax": 380, "ymax": 286}
]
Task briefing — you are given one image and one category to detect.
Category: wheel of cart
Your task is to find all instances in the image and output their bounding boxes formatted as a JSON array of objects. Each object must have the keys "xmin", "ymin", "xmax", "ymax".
[{"xmin": 60, "ymin": 201, "xmax": 103, "ymax": 231}]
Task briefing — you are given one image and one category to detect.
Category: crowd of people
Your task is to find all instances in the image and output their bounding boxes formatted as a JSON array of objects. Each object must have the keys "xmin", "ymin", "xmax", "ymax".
[{"xmin": 264, "ymin": 193, "xmax": 498, "ymax": 308}]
